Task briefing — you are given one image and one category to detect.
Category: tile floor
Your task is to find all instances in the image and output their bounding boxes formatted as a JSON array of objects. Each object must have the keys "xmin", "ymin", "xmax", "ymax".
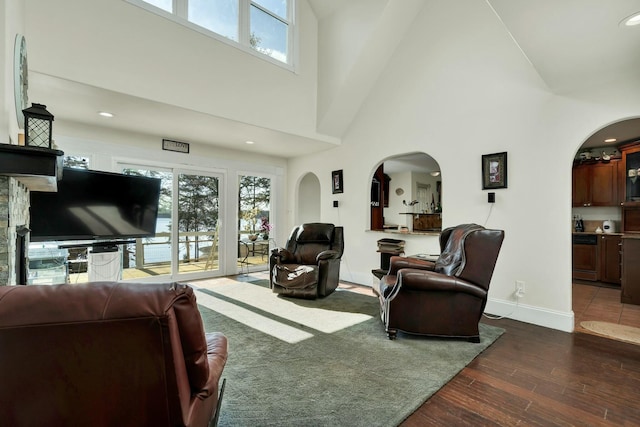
[{"xmin": 573, "ymin": 282, "xmax": 640, "ymax": 334}]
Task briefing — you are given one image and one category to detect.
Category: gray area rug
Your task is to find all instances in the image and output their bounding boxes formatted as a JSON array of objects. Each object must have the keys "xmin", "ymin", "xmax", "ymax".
[{"xmin": 194, "ymin": 279, "xmax": 504, "ymax": 427}]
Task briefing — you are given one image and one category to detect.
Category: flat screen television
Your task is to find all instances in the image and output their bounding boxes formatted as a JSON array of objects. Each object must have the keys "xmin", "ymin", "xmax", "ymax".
[{"xmin": 30, "ymin": 168, "xmax": 161, "ymax": 242}]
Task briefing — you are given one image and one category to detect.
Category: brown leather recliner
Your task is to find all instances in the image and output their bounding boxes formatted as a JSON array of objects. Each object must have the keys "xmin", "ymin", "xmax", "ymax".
[
  {"xmin": 373, "ymin": 223, "xmax": 504, "ymax": 342},
  {"xmin": 270, "ymin": 223, "xmax": 344, "ymax": 299},
  {"xmin": 0, "ymin": 281, "xmax": 227, "ymax": 427}
]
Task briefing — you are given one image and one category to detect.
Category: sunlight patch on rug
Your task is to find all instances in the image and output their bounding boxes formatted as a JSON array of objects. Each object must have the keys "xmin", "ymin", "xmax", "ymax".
[
  {"xmin": 194, "ymin": 290, "xmax": 314, "ymax": 343},
  {"xmin": 193, "ymin": 283, "xmax": 373, "ymax": 343},
  {"xmin": 580, "ymin": 321, "xmax": 640, "ymax": 345}
]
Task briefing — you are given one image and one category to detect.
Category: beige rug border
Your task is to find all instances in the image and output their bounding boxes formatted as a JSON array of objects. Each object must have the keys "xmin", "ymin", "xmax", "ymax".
[{"xmin": 580, "ymin": 321, "xmax": 640, "ymax": 345}]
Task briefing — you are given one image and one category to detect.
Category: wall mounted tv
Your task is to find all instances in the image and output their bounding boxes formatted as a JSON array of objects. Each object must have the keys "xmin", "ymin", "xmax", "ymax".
[{"xmin": 30, "ymin": 168, "xmax": 161, "ymax": 242}]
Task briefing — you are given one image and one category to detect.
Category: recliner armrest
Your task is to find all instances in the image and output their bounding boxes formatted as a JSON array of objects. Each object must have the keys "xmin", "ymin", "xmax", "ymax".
[
  {"xmin": 388, "ymin": 256, "xmax": 435, "ymax": 275},
  {"xmin": 316, "ymin": 249, "xmax": 340, "ymax": 262},
  {"xmin": 397, "ymin": 268, "xmax": 487, "ymax": 299},
  {"xmin": 271, "ymin": 247, "xmax": 294, "ymax": 263},
  {"xmin": 195, "ymin": 332, "xmax": 228, "ymax": 399}
]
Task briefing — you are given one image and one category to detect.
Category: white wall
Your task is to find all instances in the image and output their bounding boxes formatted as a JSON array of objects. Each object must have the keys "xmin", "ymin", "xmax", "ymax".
[
  {"xmin": 288, "ymin": 0, "xmax": 640, "ymax": 332},
  {"xmin": 1, "ymin": 0, "xmax": 26, "ymax": 144},
  {"xmin": 23, "ymin": 0, "xmax": 326, "ymax": 142}
]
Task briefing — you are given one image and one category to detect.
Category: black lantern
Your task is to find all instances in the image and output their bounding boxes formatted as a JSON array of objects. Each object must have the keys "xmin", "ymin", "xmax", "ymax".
[{"xmin": 22, "ymin": 103, "xmax": 54, "ymax": 149}]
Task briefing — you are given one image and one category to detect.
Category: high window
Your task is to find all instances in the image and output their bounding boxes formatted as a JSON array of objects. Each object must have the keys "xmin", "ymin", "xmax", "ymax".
[{"xmin": 130, "ymin": 0, "xmax": 293, "ymax": 65}]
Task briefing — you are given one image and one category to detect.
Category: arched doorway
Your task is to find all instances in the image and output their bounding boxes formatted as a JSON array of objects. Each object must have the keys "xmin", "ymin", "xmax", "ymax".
[
  {"xmin": 571, "ymin": 117, "xmax": 640, "ymax": 335},
  {"xmin": 297, "ymin": 172, "xmax": 321, "ymax": 224}
]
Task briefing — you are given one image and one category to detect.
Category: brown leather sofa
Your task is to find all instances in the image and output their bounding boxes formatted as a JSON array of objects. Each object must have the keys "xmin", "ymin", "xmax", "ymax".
[
  {"xmin": 270, "ymin": 223, "xmax": 344, "ymax": 299},
  {"xmin": 373, "ymin": 224, "xmax": 504, "ymax": 342},
  {"xmin": 0, "ymin": 281, "xmax": 227, "ymax": 427}
]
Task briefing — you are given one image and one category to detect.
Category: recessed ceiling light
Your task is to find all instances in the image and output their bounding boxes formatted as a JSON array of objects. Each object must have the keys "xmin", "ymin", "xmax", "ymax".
[
  {"xmin": 429, "ymin": 171, "xmax": 440, "ymax": 177},
  {"xmin": 245, "ymin": 140, "xmax": 255, "ymax": 145},
  {"xmin": 621, "ymin": 12, "xmax": 640, "ymax": 27},
  {"xmin": 98, "ymin": 111, "xmax": 114, "ymax": 118},
  {"xmin": 604, "ymin": 138, "xmax": 617, "ymax": 143}
]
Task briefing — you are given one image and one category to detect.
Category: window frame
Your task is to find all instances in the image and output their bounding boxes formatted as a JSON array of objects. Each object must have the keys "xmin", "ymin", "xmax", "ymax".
[{"xmin": 126, "ymin": 0, "xmax": 296, "ymax": 71}]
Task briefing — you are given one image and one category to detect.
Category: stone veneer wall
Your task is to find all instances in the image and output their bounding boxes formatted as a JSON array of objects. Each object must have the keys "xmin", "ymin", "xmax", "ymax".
[{"xmin": 0, "ymin": 176, "xmax": 30, "ymax": 285}]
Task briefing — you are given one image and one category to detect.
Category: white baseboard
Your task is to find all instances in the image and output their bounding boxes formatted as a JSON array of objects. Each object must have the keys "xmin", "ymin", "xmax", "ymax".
[{"xmin": 485, "ymin": 298, "xmax": 574, "ymax": 333}]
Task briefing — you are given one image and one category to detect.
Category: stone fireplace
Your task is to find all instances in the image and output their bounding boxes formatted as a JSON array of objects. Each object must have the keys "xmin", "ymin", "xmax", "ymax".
[
  {"xmin": 0, "ymin": 144, "xmax": 64, "ymax": 285},
  {"xmin": 0, "ymin": 177, "xmax": 30, "ymax": 285}
]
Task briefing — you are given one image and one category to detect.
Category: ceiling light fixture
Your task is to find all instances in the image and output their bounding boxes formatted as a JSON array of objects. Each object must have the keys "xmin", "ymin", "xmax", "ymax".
[
  {"xmin": 429, "ymin": 171, "xmax": 440, "ymax": 177},
  {"xmin": 245, "ymin": 140, "xmax": 255, "ymax": 145},
  {"xmin": 98, "ymin": 111, "xmax": 114, "ymax": 118},
  {"xmin": 604, "ymin": 138, "xmax": 617, "ymax": 143},
  {"xmin": 621, "ymin": 12, "xmax": 640, "ymax": 27}
]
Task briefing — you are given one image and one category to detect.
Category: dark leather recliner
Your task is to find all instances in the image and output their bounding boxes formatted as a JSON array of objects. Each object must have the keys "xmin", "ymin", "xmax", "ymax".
[
  {"xmin": 0, "ymin": 281, "xmax": 227, "ymax": 427},
  {"xmin": 373, "ymin": 224, "xmax": 504, "ymax": 342},
  {"xmin": 270, "ymin": 223, "xmax": 344, "ymax": 299}
]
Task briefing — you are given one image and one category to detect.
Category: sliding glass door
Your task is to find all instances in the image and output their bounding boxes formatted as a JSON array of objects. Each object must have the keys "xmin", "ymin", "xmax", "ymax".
[{"xmin": 119, "ymin": 164, "xmax": 223, "ymax": 281}]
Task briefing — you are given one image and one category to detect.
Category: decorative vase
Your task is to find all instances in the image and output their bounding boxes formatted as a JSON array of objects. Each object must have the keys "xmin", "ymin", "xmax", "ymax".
[
  {"xmin": 249, "ymin": 234, "xmax": 258, "ymax": 241},
  {"xmin": 262, "ymin": 234, "xmax": 269, "ymax": 240}
]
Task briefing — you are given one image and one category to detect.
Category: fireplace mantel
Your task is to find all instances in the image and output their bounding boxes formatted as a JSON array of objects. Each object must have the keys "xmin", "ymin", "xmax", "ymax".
[{"xmin": 0, "ymin": 144, "xmax": 64, "ymax": 192}]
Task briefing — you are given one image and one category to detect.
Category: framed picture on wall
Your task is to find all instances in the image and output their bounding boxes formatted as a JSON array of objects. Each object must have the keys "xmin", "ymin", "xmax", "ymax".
[
  {"xmin": 482, "ymin": 152, "xmax": 508, "ymax": 189},
  {"xmin": 332, "ymin": 170, "xmax": 344, "ymax": 194}
]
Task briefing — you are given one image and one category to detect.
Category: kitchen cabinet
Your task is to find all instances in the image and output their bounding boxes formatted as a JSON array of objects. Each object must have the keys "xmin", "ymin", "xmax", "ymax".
[
  {"xmin": 620, "ymin": 140, "xmax": 640, "ymax": 204},
  {"xmin": 572, "ymin": 234, "xmax": 599, "ymax": 281},
  {"xmin": 620, "ymin": 141, "xmax": 640, "ymax": 232},
  {"xmin": 413, "ymin": 214, "xmax": 442, "ymax": 231},
  {"xmin": 572, "ymin": 161, "xmax": 619, "ymax": 207},
  {"xmin": 599, "ymin": 234, "xmax": 621, "ymax": 285},
  {"xmin": 621, "ymin": 236, "xmax": 640, "ymax": 305}
]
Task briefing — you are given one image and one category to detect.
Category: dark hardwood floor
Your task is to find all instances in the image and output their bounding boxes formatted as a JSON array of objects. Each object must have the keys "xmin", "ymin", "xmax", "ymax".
[{"xmin": 400, "ymin": 317, "xmax": 640, "ymax": 426}]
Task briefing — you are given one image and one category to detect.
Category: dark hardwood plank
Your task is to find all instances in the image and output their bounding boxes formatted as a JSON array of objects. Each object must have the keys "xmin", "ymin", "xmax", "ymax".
[{"xmin": 400, "ymin": 318, "xmax": 640, "ymax": 426}]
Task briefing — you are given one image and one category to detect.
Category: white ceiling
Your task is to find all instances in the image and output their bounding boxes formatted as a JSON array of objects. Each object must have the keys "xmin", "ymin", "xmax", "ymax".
[{"xmin": 29, "ymin": 0, "xmax": 640, "ymax": 157}]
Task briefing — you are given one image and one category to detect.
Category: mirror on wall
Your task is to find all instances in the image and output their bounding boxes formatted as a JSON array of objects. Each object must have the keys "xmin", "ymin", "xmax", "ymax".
[{"xmin": 371, "ymin": 153, "xmax": 442, "ymax": 232}]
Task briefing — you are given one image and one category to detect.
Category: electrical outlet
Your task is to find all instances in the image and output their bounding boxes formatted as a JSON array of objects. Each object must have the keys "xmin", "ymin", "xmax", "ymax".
[{"xmin": 515, "ymin": 280, "xmax": 525, "ymax": 298}]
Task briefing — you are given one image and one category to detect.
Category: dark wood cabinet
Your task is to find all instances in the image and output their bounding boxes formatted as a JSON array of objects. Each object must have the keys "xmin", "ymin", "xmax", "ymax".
[
  {"xmin": 572, "ymin": 165, "xmax": 591, "ymax": 207},
  {"xmin": 371, "ymin": 165, "xmax": 384, "ymax": 230},
  {"xmin": 572, "ymin": 161, "xmax": 619, "ymax": 207},
  {"xmin": 621, "ymin": 237, "xmax": 640, "ymax": 305},
  {"xmin": 620, "ymin": 141, "xmax": 640, "ymax": 232},
  {"xmin": 413, "ymin": 214, "xmax": 442, "ymax": 231},
  {"xmin": 599, "ymin": 234, "xmax": 621, "ymax": 285},
  {"xmin": 572, "ymin": 239, "xmax": 599, "ymax": 281}
]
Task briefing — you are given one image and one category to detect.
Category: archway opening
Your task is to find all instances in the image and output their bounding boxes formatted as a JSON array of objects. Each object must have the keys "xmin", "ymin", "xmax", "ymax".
[
  {"xmin": 370, "ymin": 152, "xmax": 442, "ymax": 233},
  {"xmin": 571, "ymin": 117, "xmax": 640, "ymax": 332}
]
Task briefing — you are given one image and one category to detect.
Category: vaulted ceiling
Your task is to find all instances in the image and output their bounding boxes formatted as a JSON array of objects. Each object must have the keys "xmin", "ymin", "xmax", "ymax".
[{"xmin": 29, "ymin": 0, "xmax": 640, "ymax": 156}]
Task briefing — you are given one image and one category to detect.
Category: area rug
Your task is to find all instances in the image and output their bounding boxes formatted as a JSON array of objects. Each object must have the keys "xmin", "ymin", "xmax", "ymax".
[
  {"xmin": 192, "ymin": 279, "xmax": 504, "ymax": 427},
  {"xmin": 580, "ymin": 321, "xmax": 640, "ymax": 345}
]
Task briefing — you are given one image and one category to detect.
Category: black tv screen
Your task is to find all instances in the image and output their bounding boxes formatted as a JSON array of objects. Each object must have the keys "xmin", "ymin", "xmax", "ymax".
[{"xmin": 30, "ymin": 168, "xmax": 161, "ymax": 242}]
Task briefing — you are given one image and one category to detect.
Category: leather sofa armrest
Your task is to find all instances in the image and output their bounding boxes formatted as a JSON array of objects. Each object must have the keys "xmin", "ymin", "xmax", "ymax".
[
  {"xmin": 316, "ymin": 249, "xmax": 340, "ymax": 262},
  {"xmin": 397, "ymin": 268, "xmax": 486, "ymax": 299},
  {"xmin": 388, "ymin": 256, "xmax": 435, "ymax": 275}
]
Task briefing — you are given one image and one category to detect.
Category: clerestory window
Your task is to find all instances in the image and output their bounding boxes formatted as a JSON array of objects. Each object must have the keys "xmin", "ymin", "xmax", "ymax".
[{"xmin": 129, "ymin": 0, "xmax": 293, "ymax": 66}]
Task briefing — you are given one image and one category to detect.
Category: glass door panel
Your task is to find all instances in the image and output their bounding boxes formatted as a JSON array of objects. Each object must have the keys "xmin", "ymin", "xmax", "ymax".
[
  {"xmin": 238, "ymin": 175, "xmax": 271, "ymax": 271},
  {"xmin": 177, "ymin": 172, "xmax": 221, "ymax": 275},
  {"xmin": 121, "ymin": 167, "xmax": 173, "ymax": 280}
]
